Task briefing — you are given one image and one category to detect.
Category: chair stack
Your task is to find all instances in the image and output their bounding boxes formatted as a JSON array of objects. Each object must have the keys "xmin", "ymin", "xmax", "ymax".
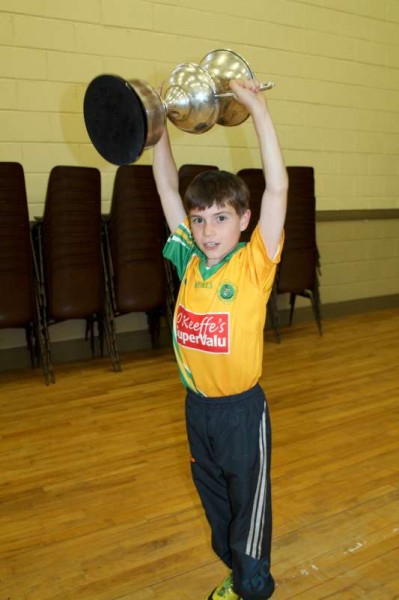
[
  {"xmin": 0, "ymin": 160, "xmax": 322, "ymax": 382},
  {"xmin": 277, "ymin": 167, "xmax": 321, "ymax": 332},
  {"xmin": 236, "ymin": 168, "xmax": 264, "ymax": 242},
  {"xmin": 238, "ymin": 166, "xmax": 322, "ymax": 341},
  {"xmin": 104, "ymin": 165, "xmax": 171, "ymax": 348},
  {"xmin": 33, "ymin": 166, "xmax": 120, "ymax": 379},
  {"xmin": 178, "ymin": 163, "xmax": 219, "ymax": 200},
  {"xmin": 0, "ymin": 162, "xmax": 52, "ymax": 383}
]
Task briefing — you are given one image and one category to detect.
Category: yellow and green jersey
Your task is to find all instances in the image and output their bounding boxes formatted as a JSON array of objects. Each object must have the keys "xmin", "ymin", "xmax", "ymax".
[{"xmin": 163, "ymin": 219, "xmax": 282, "ymax": 397}]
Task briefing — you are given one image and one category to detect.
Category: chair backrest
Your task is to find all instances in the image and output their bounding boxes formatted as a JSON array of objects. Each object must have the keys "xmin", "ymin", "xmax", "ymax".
[
  {"xmin": 178, "ymin": 163, "xmax": 219, "ymax": 201},
  {"xmin": 108, "ymin": 165, "xmax": 167, "ymax": 314},
  {"xmin": 236, "ymin": 168, "xmax": 264, "ymax": 240},
  {"xmin": 41, "ymin": 166, "xmax": 103, "ymax": 321},
  {"xmin": 238, "ymin": 166, "xmax": 318, "ymax": 291},
  {"xmin": 284, "ymin": 166, "xmax": 317, "ymax": 251},
  {"xmin": 0, "ymin": 162, "xmax": 35, "ymax": 328},
  {"xmin": 275, "ymin": 247, "xmax": 319, "ymax": 292},
  {"xmin": 278, "ymin": 166, "xmax": 319, "ymax": 292}
]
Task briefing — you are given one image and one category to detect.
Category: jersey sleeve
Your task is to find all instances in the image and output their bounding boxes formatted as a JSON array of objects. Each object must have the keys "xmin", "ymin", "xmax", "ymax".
[
  {"xmin": 244, "ymin": 225, "xmax": 285, "ymax": 292},
  {"xmin": 163, "ymin": 219, "xmax": 196, "ymax": 280}
]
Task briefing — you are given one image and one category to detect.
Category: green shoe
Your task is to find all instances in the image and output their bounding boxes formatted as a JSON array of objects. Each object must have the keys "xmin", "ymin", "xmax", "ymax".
[{"xmin": 206, "ymin": 573, "xmax": 240, "ymax": 600}]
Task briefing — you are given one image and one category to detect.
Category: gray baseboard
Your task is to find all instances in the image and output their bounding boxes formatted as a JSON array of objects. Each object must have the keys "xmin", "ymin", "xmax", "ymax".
[
  {"xmin": 316, "ymin": 209, "xmax": 399, "ymax": 221},
  {"xmin": 0, "ymin": 327, "xmax": 172, "ymax": 373},
  {"xmin": 272, "ymin": 293, "xmax": 399, "ymax": 327},
  {"xmin": 1, "ymin": 294, "xmax": 398, "ymax": 373}
]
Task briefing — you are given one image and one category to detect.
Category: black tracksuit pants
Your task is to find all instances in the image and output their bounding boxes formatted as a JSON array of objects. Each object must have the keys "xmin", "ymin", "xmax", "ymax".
[{"xmin": 185, "ymin": 384, "xmax": 275, "ymax": 600}]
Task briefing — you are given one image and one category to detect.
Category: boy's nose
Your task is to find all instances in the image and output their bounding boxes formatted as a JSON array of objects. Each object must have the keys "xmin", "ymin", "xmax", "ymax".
[{"xmin": 203, "ymin": 222, "xmax": 215, "ymax": 236}]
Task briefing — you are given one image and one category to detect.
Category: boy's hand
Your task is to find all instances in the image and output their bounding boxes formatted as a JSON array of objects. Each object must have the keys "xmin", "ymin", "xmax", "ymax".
[{"xmin": 229, "ymin": 78, "xmax": 267, "ymax": 115}]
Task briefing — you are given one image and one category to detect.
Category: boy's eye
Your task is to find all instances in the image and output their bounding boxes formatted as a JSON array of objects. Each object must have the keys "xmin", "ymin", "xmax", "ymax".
[
  {"xmin": 217, "ymin": 215, "xmax": 227, "ymax": 222},
  {"xmin": 192, "ymin": 217, "xmax": 203, "ymax": 224}
]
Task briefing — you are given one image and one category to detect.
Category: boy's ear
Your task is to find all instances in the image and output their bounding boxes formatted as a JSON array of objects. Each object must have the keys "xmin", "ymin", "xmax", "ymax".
[{"xmin": 240, "ymin": 209, "xmax": 251, "ymax": 231}]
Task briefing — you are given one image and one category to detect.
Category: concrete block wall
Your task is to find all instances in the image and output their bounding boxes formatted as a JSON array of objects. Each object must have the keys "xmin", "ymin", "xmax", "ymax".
[
  {"xmin": 1, "ymin": 1, "xmax": 398, "ymax": 213},
  {"xmin": 0, "ymin": 0, "xmax": 398, "ymax": 351},
  {"xmin": 272, "ymin": 216, "xmax": 399, "ymax": 314},
  {"xmin": 317, "ymin": 218, "xmax": 399, "ymax": 304}
]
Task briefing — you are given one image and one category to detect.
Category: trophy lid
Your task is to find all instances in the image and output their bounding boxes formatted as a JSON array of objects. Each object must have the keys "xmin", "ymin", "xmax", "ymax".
[{"xmin": 84, "ymin": 74, "xmax": 147, "ymax": 165}]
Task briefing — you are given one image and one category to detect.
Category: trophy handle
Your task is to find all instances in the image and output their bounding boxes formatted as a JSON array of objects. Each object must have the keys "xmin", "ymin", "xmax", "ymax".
[{"xmin": 215, "ymin": 81, "xmax": 276, "ymax": 99}]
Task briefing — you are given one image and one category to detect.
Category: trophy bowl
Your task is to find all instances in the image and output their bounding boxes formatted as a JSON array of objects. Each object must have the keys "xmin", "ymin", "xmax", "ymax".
[
  {"xmin": 200, "ymin": 48, "xmax": 255, "ymax": 126},
  {"xmin": 161, "ymin": 62, "xmax": 220, "ymax": 134}
]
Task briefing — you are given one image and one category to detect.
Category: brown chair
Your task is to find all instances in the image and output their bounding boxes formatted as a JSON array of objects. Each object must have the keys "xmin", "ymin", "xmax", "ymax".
[
  {"xmin": 0, "ymin": 162, "xmax": 52, "ymax": 383},
  {"xmin": 33, "ymin": 166, "xmax": 120, "ymax": 377},
  {"xmin": 178, "ymin": 163, "xmax": 219, "ymax": 200},
  {"xmin": 236, "ymin": 168, "xmax": 264, "ymax": 242},
  {"xmin": 104, "ymin": 165, "xmax": 172, "ymax": 349},
  {"xmin": 237, "ymin": 166, "xmax": 322, "ymax": 341}
]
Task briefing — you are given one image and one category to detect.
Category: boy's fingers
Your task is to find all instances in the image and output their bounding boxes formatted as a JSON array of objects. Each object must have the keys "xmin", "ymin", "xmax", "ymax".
[{"xmin": 230, "ymin": 78, "xmax": 261, "ymax": 93}]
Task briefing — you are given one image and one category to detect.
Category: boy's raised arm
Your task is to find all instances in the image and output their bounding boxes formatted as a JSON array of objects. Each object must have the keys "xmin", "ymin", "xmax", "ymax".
[
  {"xmin": 230, "ymin": 80, "xmax": 288, "ymax": 259},
  {"xmin": 152, "ymin": 128, "xmax": 187, "ymax": 233}
]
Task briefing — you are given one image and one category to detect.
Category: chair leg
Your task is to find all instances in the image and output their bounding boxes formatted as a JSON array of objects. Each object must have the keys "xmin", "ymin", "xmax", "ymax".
[
  {"xmin": 267, "ymin": 289, "xmax": 281, "ymax": 343},
  {"xmin": 103, "ymin": 311, "xmax": 121, "ymax": 372},
  {"xmin": 36, "ymin": 314, "xmax": 55, "ymax": 385},
  {"xmin": 147, "ymin": 309, "xmax": 162, "ymax": 349},
  {"xmin": 31, "ymin": 224, "xmax": 55, "ymax": 384},
  {"xmin": 165, "ymin": 299, "xmax": 174, "ymax": 338},
  {"xmin": 289, "ymin": 293, "xmax": 297, "ymax": 326},
  {"xmin": 102, "ymin": 291, "xmax": 121, "ymax": 372},
  {"xmin": 310, "ymin": 287, "xmax": 323, "ymax": 336},
  {"xmin": 297, "ymin": 289, "xmax": 323, "ymax": 336},
  {"xmin": 97, "ymin": 315, "xmax": 105, "ymax": 357},
  {"xmin": 163, "ymin": 258, "xmax": 177, "ymax": 338},
  {"xmin": 25, "ymin": 322, "xmax": 35, "ymax": 368},
  {"xmin": 101, "ymin": 229, "xmax": 121, "ymax": 372},
  {"xmin": 85, "ymin": 317, "xmax": 96, "ymax": 357}
]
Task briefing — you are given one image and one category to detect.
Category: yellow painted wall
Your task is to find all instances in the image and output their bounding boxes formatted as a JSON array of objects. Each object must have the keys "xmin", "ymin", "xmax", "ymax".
[
  {"xmin": 0, "ymin": 0, "xmax": 398, "ymax": 216},
  {"xmin": 0, "ymin": 1, "xmax": 398, "ymax": 351}
]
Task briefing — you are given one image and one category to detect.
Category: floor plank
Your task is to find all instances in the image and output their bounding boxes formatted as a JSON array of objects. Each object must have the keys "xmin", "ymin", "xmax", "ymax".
[{"xmin": 0, "ymin": 309, "xmax": 398, "ymax": 599}]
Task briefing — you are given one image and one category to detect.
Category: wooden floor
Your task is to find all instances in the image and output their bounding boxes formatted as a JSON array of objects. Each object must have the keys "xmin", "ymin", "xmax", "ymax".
[{"xmin": 1, "ymin": 309, "xmax": 399, "ymax": 600}]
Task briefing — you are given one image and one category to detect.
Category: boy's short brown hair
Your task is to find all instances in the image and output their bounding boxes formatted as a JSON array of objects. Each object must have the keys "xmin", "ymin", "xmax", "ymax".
[{"xmin": 184, "ymin": 170, "xmax": 250, "ymax": 216}]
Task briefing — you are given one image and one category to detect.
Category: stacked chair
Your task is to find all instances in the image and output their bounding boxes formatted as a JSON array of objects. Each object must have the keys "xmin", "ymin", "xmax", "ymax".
[
  {"xmin": 238, "ymin": 166, "xmax": 322, "ymax": 341},
  {"xmin": 236, "ymin": 168, "xmax": 264, "ymax": 243},
  {"xmin": 178, "ymin": 163, "xmax": 219, "ymax": 200},
  {"xmin": 1, "ymin": 160, "xmax": 321, "ymax": 381},
  {"xmin": 103, "ymin": 165, "xmax": 172, "ymax": 348},
  {"xmin": 33, "ymin": 166, "xmax": 120, "ymax": 380},
  {"xmin": 0, "ymin": 162, "xmax": 52, "ymax": 383}
]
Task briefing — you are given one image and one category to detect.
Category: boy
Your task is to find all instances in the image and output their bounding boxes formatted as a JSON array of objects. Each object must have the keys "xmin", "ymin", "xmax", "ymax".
[{"xmin": 152, "ymin": 78, "xmax": 288, "ymax": 600}]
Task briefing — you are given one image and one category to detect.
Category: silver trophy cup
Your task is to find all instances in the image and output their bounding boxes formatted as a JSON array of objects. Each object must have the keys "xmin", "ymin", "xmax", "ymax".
[{"xmin": 83, "ymin": 49, "xmax": 274, "ymax": 165}]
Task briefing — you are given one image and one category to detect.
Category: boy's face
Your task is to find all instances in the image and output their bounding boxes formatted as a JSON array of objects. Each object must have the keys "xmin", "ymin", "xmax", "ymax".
[{"xmin": 189, "ymin": 203, "xmax": 250, "ymax": 267}]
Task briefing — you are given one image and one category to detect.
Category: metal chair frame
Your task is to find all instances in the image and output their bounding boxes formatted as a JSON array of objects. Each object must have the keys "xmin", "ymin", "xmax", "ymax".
[{"xmin": 32, "ymin": 166, "xmax": 121, "ymax": 379}]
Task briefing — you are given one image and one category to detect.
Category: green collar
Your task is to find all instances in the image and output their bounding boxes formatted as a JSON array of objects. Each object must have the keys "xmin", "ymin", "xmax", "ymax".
[{"xmin": 197, "ymin": 242, "xmax": 245, "ymax": 280}]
